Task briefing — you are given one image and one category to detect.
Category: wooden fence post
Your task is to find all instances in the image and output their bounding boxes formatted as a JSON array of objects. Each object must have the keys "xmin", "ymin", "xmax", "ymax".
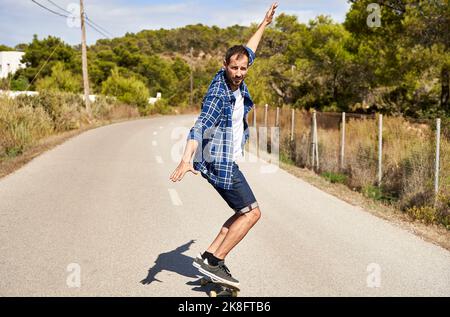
[
  {"xmin": 340, "ymin": 112, "xmax": 346, "ymax": 170},
  {"xmin": 435, "ymin": 118, "xmax": 441, "ymax": 201},
  {"xmin": 290, "ymin": 109, "xmax": 295, "ymax": 142},
  {"xmin": 378, "ymin": 114, "xmax": 383, "ymax": 186}
]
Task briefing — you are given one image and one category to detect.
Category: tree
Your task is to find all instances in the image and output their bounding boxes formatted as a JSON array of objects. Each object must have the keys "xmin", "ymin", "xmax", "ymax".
[
  {"xmin": 402, "ymin": 0, "xmax": 450, "ymax": 113},
  {"xmin": 101, "ymin": 68, "xmax": 149, "ymax": 108},
  {"xmin": 345, "ymin": 0, "xmax": 449, "ymax": 116},
  {"xmin": 89, "ymin": 49, "xmax": 118, "ymax": 91},
  {"xmin": 0, "ymin": 44, "xmax": 13, "ymax": 51},
  {"xmin": 138, "ymin": 55, "xmax": 178, "ymax": 97},
  {"xmin": 35, "ymin": 62, "xmax": 82, "ymax": 93},
  {"xmin": 16, "ymin": 35, "xmax": 80, "ymax": 89},
  {"xmin": 306, "ymin": 16, "xmax": 355, "ymax": 107}
]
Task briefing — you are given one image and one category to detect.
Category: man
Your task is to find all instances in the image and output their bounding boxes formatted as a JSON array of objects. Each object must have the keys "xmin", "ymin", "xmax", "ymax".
[{"xmin": 169, "ymin": 3, "xmax": 278, "ymax": 288}]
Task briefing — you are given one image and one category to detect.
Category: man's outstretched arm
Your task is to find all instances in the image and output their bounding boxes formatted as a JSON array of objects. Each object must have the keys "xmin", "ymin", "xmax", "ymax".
[
  {"xmin": 246, "ymin": 2, "xmax": 278, "ymax": 54},
  {"xmin": 169, "ymin": 96, "xmax": 222, "ymax": 183}
]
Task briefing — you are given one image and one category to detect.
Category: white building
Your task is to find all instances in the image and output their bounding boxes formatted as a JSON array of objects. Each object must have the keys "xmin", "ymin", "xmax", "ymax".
[
  {"xmin": 0, "ymin": 51, "xmax": 26, "ymax": 79},
  {"xmin": 0, "ymin": 90, "xmax": 38, "ymax": 98},
  {"xmin": 148, "ymin": 92, "xmax": 162, "ymax": 104}
]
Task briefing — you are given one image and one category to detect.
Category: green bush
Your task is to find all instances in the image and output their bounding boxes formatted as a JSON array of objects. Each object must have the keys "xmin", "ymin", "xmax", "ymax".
[
  {"xmin": 101, "ymin": 68, "xmax": 149, "ymax": 108},
  {"xmin": 141, "ymin": 98, "xmax": 173, "ymax": 116},
  {"xmin": 280, "ymin": 148, "xmax": 295, "ymax": 165},
  {"xmin": 406, "ymin": 206, "xmax": 437, "ymax": 225},
  {"xmin": 435, "ymin": 193, "xmax": 450, "ymax": 229},
  {"xmin": 362, "ymin": 184, "xmax": 395, "ymax": 203},
  {"xmin": 403, "ymin": 192, "xmax": 450, "ymax": 229},
  {"xmin": 90, "ymin": 95, "xmax": 116, "ymax": 119},
  {"xmin": 35, "ymin": 62, "xmax": 82, "ymax": 93},
  {"xmin": 10, "ymin": 75, "xmax": 29, "ymax": 91},
  {"xmin": 36, "ymin": 91, "xmax": 86, "ymax": 131},
  {"xmin": 321, "ymin": 171, "xmax": 347, "ymax": 184}
]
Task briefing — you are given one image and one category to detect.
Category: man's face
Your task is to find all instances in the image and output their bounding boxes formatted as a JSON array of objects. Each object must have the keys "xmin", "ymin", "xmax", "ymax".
[{"xmin": 224, "ymin": 54, "xmax": 249, "ymax": 90}]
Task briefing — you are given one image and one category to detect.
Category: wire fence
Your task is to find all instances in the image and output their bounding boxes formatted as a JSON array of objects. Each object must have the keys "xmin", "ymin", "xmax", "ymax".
[{"xmin": 248, "ymin": 104, "xmax": 449, "ymax": 225}]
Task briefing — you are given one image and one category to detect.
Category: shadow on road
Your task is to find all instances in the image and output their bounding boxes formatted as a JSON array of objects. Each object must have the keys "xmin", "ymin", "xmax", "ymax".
[{"xmin": 140, "ymin": 239, "xmax": 200, "ymax": 285}]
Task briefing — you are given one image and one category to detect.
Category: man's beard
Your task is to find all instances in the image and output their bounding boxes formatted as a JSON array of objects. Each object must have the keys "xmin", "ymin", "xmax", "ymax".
[{"xmin": 225, "ymin": 71, "xmax": 244, "ymax": 88}]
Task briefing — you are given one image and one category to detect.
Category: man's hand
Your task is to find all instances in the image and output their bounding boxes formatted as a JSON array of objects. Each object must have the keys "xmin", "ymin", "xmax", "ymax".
[
  {"xmin": 246, "ymin": 2, "xmax": 279, "ymax": 53},
  {"xmin": 169, "ymin": 161, "xmax": 198, "ymax": 182},
  {"xmin": 262, "ymin": 2, "xmax": 278, "ymax": 26}
]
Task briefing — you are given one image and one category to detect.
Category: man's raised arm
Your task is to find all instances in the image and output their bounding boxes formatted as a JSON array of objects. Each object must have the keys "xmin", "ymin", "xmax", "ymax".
[{"xmin": 246, "ymin": 2, "xmax": 278, "ymax": 54}]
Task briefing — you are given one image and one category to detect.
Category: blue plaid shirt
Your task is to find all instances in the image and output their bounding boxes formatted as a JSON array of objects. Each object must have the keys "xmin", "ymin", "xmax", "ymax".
[{"xmin": 187, "ymin": 46, "xmax": 256, "ymax": 189}]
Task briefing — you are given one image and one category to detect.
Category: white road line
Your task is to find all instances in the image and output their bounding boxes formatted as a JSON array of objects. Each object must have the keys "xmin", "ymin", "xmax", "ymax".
[
  {"xmin": 168, "ymin": 189, "xmax": 183, "ymax": 206},
  {"xmin": 155, "ymin": 156, "xmax": 164, "ymax": 164},
  {"xmin": 152, "ymin": 141, "xmax": 157, "ymax": 146}
]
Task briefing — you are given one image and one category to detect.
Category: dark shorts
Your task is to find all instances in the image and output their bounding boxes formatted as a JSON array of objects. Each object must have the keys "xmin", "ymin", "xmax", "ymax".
[{"xmin": 202, "ymin": 162, "xmax": 258, "ymax": 214}]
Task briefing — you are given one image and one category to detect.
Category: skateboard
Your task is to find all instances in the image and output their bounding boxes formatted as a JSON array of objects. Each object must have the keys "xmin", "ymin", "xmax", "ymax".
[{"xmin": 199, "ymin": 276, "xmax": 240, "ymax": 297}]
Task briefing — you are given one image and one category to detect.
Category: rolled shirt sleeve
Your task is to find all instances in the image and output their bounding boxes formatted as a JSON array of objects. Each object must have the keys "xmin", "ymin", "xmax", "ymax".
[{"xmin": 244, "ymin": 46, "xmax": 256, "ymax": 66}]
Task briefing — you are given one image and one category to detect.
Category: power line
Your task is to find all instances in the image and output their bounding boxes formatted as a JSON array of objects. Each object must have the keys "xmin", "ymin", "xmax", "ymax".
[
  {"xmin": 45, "ymin": 0, "xmax": 114, "ymax": 38},
  {"xmin": 27, "ymin": 0, "xmax": 109, "ymax": 91},
  {"xmin": 31, "ymin": 0, "xmax": 110, "ymax": 39},
  {"xmin": 45, "ymin": 0, "xmax": 71, "ymax": 14},
  {"xmin": 86, "ymin": 21, "xmax": 111, "ymax": 39},
  {"xmin": 31, "ymin": 0, "xmax": 111, "ymax": 39},
  {"xmin": 86, "ymin": 15, "xmax": 114, "ymax": 38},
  {"xmin": 31, "ymin": 0, "xmax": 69, "ymax": 18}
]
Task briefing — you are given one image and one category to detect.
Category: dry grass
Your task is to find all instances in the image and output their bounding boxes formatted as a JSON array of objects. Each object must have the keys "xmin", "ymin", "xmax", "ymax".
[
  {"xmin": 0, "ymin": 92, "xmax": 200, "ymax": 180},
  {"xmin": 0, "ymin": 93, "xmax": 145, "ymax": 179},
  {"xmin": 257, "ymin": 105, "xmax": 450, "ymax": 229},
  {"xmin": 0, "ymin": 113, "xmax": 162, "ymax": 180},
  {"xmin": 0, "ymin": 97, "xmax": 54, "ymax": 157}
]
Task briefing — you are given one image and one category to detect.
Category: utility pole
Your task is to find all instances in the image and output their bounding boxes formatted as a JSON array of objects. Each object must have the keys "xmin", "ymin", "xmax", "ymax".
[
  {"xmin": 190, "ymin": 47, "xmax": 194, "ymax": 108},
  {"xmin": 80, "ymin": 0, "xmax": 91, "ymax": 117}
]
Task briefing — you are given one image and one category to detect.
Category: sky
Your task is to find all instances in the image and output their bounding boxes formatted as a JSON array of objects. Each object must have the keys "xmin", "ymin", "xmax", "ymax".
[{"xmin": 0, "ymin": 0, "xmax": 351, "ymax": 47}]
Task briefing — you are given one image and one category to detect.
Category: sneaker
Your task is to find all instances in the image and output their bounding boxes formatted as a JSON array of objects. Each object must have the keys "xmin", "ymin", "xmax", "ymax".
[
  {"xmin": 198, "ymin": 260, "xmax": 240, "ymax": 288},
  {"xmin": 192, "ymin": 252, "xmax": 208, "ymax": 270}
]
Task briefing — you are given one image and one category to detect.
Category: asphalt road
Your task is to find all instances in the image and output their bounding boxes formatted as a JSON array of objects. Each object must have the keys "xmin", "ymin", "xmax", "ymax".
[{"xmin": 0, "ymin": 114, "xmax": 449, "ymax": 296}]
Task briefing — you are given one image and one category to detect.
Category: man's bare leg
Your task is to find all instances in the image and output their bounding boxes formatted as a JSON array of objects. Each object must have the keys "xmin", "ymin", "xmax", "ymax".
[
  {"xmin": 206, "ymin": 213, "xmax": 241, "ymax": 254},
  {"xmin": 213, "ymin": 207, "xmax": 261, "ymax": 260}
]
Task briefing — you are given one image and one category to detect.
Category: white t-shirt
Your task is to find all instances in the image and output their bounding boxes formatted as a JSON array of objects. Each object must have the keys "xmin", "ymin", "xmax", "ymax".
[{"xmin": 232, "ymin": 89, "xmax": 244, "ymax": 162}]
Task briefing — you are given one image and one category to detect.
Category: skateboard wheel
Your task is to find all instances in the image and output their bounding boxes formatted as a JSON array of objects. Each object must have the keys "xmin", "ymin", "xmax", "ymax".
[
  {"xmin": 210, "ymin": 290, "xmax": 217, "ymax": 297},
  {"xmin": 232, "ymin": 290, "xmax": 239, "ymax": 297}
]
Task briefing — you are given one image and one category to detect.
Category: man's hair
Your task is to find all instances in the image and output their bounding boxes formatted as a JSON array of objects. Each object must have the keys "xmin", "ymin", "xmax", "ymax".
[{"xmin": 225, "ymin": 45, "xmax": 249, "ymax": 65}]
